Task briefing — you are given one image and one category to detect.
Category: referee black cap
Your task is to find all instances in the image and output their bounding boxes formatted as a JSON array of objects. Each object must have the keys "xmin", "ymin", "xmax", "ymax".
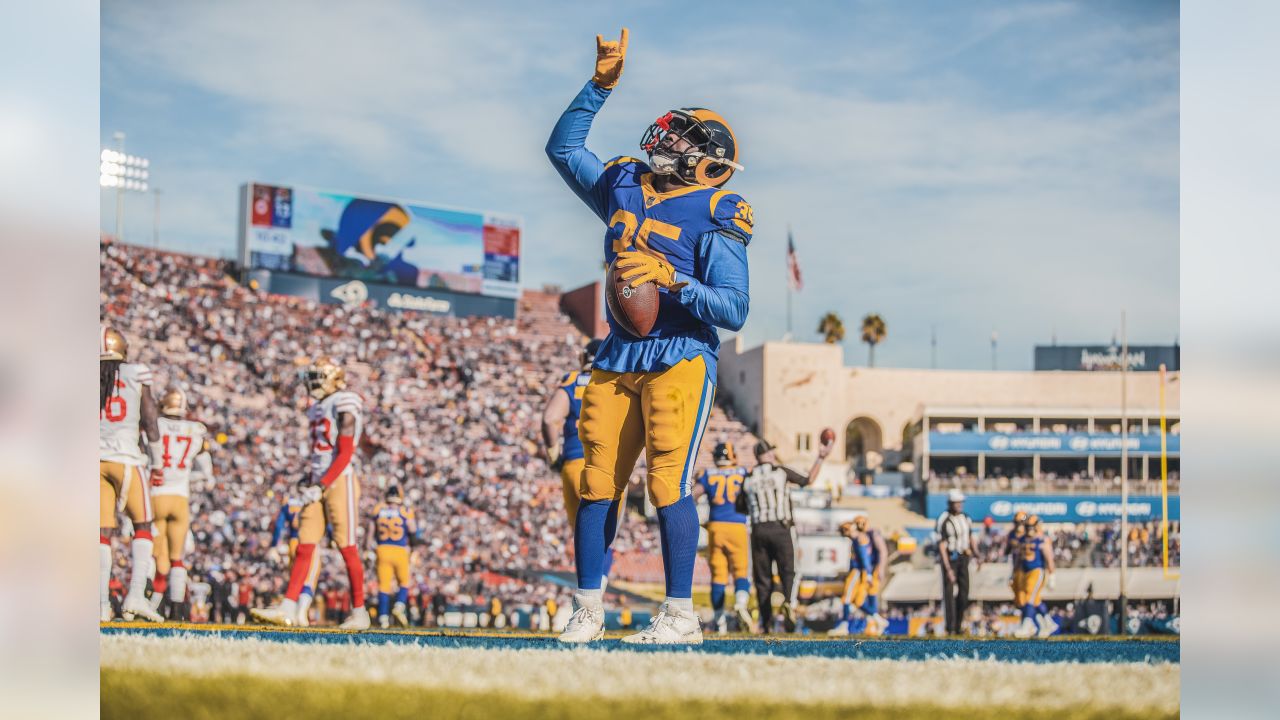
[{"xmin": 753, "ymin": 439, "xmax": 775, "ymax": 458}]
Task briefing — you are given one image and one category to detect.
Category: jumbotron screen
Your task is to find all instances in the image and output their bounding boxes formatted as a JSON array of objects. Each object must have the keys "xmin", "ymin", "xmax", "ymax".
[{"xmin": 240, "ymin": 182, "xmax": 521, "ymax": 299}]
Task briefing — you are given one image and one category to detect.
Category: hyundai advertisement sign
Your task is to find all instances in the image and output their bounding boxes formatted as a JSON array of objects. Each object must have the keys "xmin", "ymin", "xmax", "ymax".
[
  {"xmin": 926, "ymin": 493, "xmax": 1179, "ymax": 523},
  {"xmin": 928, "ymin": 431, "xmax": 1178, "ymax": 456},
  {"xmin": 1034, "ymin": 344, "xmax": 1179, "ymax": 372}
]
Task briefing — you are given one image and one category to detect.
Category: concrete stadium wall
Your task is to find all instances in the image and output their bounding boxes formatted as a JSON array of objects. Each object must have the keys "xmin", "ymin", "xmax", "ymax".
[{"xmin": 717, "ymin": 338, "xmax": 1182, "ymax": 467}]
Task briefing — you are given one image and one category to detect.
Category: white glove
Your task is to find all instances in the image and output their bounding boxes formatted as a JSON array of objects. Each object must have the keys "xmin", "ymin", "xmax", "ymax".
[
  {"xmin": 301, "ymin": 484, "xmax": 323, "ymax": 505},
  {"xmin": 1047, "ymin": 574, "xmax": 1057, "ymax": 590}
]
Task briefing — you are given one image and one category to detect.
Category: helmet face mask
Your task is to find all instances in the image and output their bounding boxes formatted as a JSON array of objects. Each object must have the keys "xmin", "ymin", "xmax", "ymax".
[
  {"xmin": 387, "ymin": 485, "xmax": 403, "ymax": 504},
  {"xmin": 640, "ymin": 108, "xmax": 741, "ymax": 187}
]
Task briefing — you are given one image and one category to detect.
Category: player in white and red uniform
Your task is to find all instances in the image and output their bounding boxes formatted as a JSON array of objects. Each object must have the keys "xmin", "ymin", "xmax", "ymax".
[
  {"xmin": 149, "ymin": 387, "xmax": 211, "ymax": 620},
  {"xmin": 99, "ymin": 325, "xmax": 164, "ymax": 623},
  {"xmin": 253, "ymin": 357, "xmax": 369, "ymax": 629}
]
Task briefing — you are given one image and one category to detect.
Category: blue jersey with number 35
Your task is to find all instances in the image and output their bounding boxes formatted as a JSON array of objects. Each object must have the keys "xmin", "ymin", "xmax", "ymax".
[{"xmin": 546, "ymin": 81, "xmax": 753, "ymax": 382}]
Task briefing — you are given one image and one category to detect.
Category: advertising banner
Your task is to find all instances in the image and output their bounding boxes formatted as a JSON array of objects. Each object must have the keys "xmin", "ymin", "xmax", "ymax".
[
  {"xmin": 241, "ymin": 183, "xmax": 520, "ymax": 299},
  {"xmin": 925, "ymin": 493, "xmax": 1179, "ymax": 523},
  {"xmin": 928, "ymin": 431, "xmax": 1178, "ymax": 456},
  {"xmin": 1034, "ymin": 344, "xmax": 1180, "ymax": 372}
]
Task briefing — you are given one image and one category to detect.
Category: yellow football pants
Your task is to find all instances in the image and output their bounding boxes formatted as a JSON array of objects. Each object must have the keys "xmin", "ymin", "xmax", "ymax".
[
  {"xmin": 376, "ymin": 545, "xmax": 410, "ymax": 593},
  {"xmin": 707, "ymin": 521, "xmax": 750, "ymax": 585},
  {"xmin": 578, "ymin": 356, "xmax": 715, "ymax": 508},
  {"xmin": 842, "ymin": 569, "xmax": 881, "ymax": 606},
  {"xmin": 561, "ymin": 457, "xmax": 626, "ymax": 530},
  {"xmin": 99, "ymin": 461, "xmax": 152, "ymax": 528},
  {"xmin": 1011, "ymin": 567, "xmax": 1027, "ymax": 606},
  {"xmin": 1019, "ymin": 567, "xmax": 1046, "ymax": 606},
  {"xmin": 151, "ymin": 495, "xmax": 190, "ymax": 574},
  {"xmin": 297, "ymin": 470, "xmax": 360, "ymax": 548}
]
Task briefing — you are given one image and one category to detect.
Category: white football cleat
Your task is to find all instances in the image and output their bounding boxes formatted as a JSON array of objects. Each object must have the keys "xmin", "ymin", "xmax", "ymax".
[
  {"xmin": 826, "ymin": 621, "xmax": 851, "ymax": 637},
  {"xmin": 121, "ymin": 594, "xmax": 163, "ymax": 623},
  {"xmin": 379, "ymin": 614, "xmax": 390, "ymax": 629},
  {"xmin": 251, "ymin": 600, "xmax": 298, "ymax": 627},
  {"xmin": 1014, "ymin": 617, "xmax": 1038, "ymax": 638},
  {"xmin": 1037, "ymin": 615, "xmax": 1059, "ymax": 638},
  {"xmin": 734, "ymin": 605, "xmax": 755, "ymax": 634},
  {"xmin": 340, "ymin": 606, "xmax": 371, "ymax": 631},
  {"xmin": 392, "ymin": 602, "xmax": 409, "ymax": 627},
  {"xmin": 557, "ymin": 602, "xmax": 604, "ymax": 644},
  {"xmin": 868, "ymin": 614, "xmax": 888, "ymax": 636},
  {"xmin": 100, "ymin": 603, "xmax": 114, "ymax": 623},
  {"xmin": 621, "ymin": 602, "xmax": 703, "ymax": 645}
]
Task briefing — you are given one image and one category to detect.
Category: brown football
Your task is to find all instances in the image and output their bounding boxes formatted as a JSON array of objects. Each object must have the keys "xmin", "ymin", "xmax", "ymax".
[
  {"xmin": 606, "ymin": 256, "xmax": 659, "ymax": 338},
  {"xmin": 820, "ymin": 427, "xmax": 836, "ymax": 445}
]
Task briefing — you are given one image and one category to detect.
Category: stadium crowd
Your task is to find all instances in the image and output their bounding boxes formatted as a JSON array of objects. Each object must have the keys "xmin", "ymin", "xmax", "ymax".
[
  {"xmin": 100, "ymin": 240, "xmax": 670, "ymax": 621},
  {"xmin": 929, "ymin": 471, "xmax": 1181, "ymax": 495}
]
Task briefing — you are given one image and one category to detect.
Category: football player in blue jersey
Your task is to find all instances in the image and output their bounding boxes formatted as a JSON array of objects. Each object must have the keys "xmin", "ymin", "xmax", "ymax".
[
  {"xmin": 1014, "ymin": 515, "xmax": 1058, "ymax": 638},
  {"xmin": 693, "ymin": 442, "xmax": 753, "ymax": 634},
  {"xmin": 547, "ymin": 28, "xmax": 752, "ymax": 644},
  {"xmin": 829, "ymin": 516, "xmax": 889, "ymax": 636},
  {"xmin": 541, "ymin": 339, "xmax": 626, "ymax": 591}
]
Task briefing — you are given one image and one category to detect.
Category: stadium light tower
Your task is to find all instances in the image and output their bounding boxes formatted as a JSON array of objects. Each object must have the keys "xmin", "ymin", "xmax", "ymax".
[{"xmin": 100, "ymin": 132, "xmax": 150, "ymax": 242}]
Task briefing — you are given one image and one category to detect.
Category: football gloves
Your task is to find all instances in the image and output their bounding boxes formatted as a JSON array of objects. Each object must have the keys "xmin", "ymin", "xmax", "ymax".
[
  {"xmin": 617, "ymin": 250, "xmax": 686, "ymax": 291},
  {"xmin": 593, "ymin": 28, "xmax": 628, "ymax": 89}
]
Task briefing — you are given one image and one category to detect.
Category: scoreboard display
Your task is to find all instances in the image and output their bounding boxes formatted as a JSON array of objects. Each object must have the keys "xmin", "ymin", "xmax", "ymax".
[{"xmin": 239, "ymin": 182, "xmax": 521, "ymax": 299}]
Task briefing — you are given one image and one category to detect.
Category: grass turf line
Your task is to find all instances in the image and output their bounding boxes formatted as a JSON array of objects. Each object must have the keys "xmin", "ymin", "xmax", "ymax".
[
  {"xmin": 101, "ymin": 669, "xmax": 1176, "ymax": 720},
  {"xmin": 101, "ymin": 634, "xmax": 1179, "ymax": 714}
]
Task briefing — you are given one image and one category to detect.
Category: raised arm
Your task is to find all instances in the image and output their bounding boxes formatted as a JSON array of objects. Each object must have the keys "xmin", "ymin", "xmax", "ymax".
[{"xmin": 545, "ymin": 29, "xmax": 628, "ymax": 221}]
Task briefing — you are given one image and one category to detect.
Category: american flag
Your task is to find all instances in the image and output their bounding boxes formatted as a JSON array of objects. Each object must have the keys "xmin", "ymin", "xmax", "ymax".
[{"xmin": 786, "ymin": 231, "xmax": 803, "ymax": 291}]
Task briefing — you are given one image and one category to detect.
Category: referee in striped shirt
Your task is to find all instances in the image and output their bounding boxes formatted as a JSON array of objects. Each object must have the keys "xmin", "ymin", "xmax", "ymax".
[
  {"xmin": 936, "ymin": 488, "xmax": 980, "ymax": 635},
  {"xmin": 735, "ymin": 437, "xmax": 831, "ymax": 633}
]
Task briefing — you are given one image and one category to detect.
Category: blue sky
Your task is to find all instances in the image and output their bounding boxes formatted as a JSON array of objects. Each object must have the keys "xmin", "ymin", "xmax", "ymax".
[{"xmin": 101, "ymin": 0, "xmax": 1179, "ymax": 370}]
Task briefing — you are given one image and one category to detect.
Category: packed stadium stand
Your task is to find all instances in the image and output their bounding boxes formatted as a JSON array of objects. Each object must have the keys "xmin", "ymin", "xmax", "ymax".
[{"xmin": 100, "ymin": 240, "xmax": 761, "ymax": 623}]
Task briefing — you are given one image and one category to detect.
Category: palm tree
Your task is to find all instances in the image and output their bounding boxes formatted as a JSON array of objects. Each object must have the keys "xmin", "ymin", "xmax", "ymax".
[
  {"xmin": 817, "ymin": 312, "xmax": 845, "ymax": 344},
  {"xmin": 860, "ymin": 313, "xmax": 887, "ymax": 366}
]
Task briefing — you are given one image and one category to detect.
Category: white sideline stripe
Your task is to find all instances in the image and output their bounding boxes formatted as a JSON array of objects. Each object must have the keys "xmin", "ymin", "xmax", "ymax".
[{"xmin": 100, "ymin": 634, "xmax": 1179, "ymax": 713}]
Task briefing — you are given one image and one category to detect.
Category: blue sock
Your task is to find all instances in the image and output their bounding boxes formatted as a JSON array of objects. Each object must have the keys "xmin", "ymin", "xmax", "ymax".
[
  {"xmin": 602, "ymin": 547, "xmax": 615, "ymax": 583},
  {"xmin": 657, "ymin": 495, "xmax": 699, "ymax": 599},
  {"xmin": 396, "ymin": 587, "xmax": 408, "ymax": 606},
  {"xmin": 862, "ymin": 595, "xmax": 879, "ymax": 616},
  {"xmin": 842, "ymin": 603, "xmax": 854, "ymax": 622},
  {"xmin": 734, "ymin": 577, "xmax": 750, "ymax": 595},
  {"xmin": 378, "ymin": 592, "xmax": 390, "ymax": 618},
  {"xmin": 574, "ymin": 500, "xmax": 611, "ymax": 590},
  {"xmin": 301, "ymin": 585, "xmax": 314, "ymax": 599},
  {"xmin": 1038, "ymin": 602, "xmax": 1048, "ymax": 616},
  {"xmin": 711, "ymin": 583, "xmax": 726, "ymax": 611},
  {"xmin": 1022, "ymin": 603, "xmax": 1035, "ymax": 621}
]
